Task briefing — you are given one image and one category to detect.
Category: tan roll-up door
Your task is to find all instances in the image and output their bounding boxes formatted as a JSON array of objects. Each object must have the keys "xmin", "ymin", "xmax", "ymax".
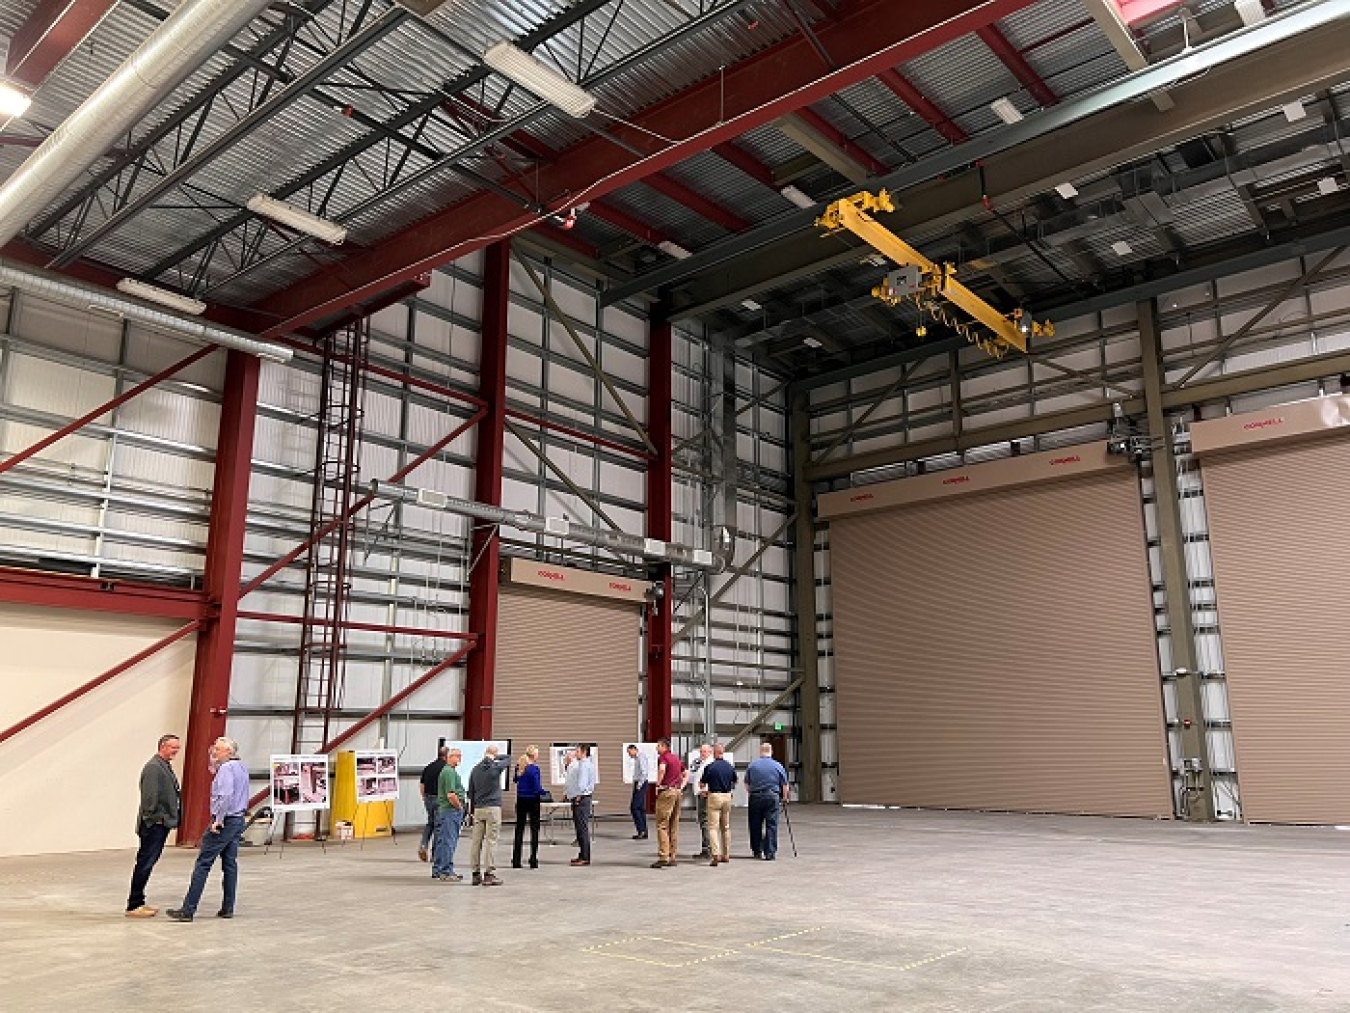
[
  {"xmin": 831, "ymin": 471, "xmax": 1170, "ymax": 817},
  {"xmin": 1200, "ymin": 437, "xmax": 1350, "ymax": 824},
  {"xmin": 492, "ymin": 585, "xmax": 638, "ymax": 820}
]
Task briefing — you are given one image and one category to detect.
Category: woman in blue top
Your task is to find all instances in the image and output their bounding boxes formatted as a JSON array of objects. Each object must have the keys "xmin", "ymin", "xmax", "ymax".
[{"xmin": 511, "ymin": 744, "xmax": 545, "ymax": 869}]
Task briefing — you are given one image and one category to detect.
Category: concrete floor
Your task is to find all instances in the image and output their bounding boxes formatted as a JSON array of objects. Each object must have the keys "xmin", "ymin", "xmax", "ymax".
[{"xmin": 2, "ymin": 807, "xmax": 1348, "ymax": 1012}]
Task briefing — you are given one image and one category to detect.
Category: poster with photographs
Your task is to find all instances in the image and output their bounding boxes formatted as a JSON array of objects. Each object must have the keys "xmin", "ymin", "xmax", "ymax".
[
  {"xmin": 442, "ymin": 741, "xmax": 512, "ymax": 790},
  {"xmin": 270, "ymin": 754, "xmax": 329, "ymax": 812},
  {"xmin": 688, "ymin": 748, "xmax": 735, "ymax": 788},
  {"xmin": 622, "ymin": 742, "xmax": 659, "ymax": 785},
  {"xmin": 354, "ymin": 749, "xmax": 399, "ymax": 803},
  {"xmin": 549, "ymin": 743, "xmax": 600, "ymax": 787}
]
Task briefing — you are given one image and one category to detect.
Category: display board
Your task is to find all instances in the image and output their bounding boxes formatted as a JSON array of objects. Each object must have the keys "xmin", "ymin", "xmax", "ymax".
[
  {"xmin": 354, "ymin": 749, "xmax": 399, "ymax": 803},
  {"xmin": 549, "ymin": 743, "xmax": 600, "ymax": 788},
  {"xmin": 622, "ymin": 742, "xmax": 658, "ymax": 784},
  {"xmin": 443, "ymin": 740, "xmax": 512, "ymax": 790},
  {"xmin": 270, "ymin": 754, "xmax": 329, "ymax": 812}
]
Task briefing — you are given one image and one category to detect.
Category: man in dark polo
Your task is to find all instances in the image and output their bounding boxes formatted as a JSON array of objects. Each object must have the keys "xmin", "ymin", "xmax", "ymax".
[{"xmin": 125, "ymin": 733, "xmax": 181, "ymax": 918}]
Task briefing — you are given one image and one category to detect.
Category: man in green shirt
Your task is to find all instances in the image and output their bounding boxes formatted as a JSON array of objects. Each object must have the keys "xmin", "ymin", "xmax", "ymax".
[{"xmin": 432, "ymin": 748, "xmax": 466, "ymax": 882}]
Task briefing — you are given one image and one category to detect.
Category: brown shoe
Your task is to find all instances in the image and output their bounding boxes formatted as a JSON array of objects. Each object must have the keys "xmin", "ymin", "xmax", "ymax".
[
  {"xmin": 125, "ymin": 906, "xmax": 156, "ymax": 918},
  {"xmin": 719, "ymin": 857, "xmax": 729, "ymax": 863},
  {"xmin": 482, "ymin": 873, "xmax": 504, "ymax": 886},
  {"xmin": 569, "ymin": 858, "xmax": 589, "ymax": 866},
  {"xmin": 709, "ymin": 858, "xmax": 718, "ymax": 867},
  {"xmin": 417, "ymin": 846, "xmax": 428, "ymax": 862},
  {"xmin": 650, "ymin": 860, "xmax": 668, "ymax": 868}
]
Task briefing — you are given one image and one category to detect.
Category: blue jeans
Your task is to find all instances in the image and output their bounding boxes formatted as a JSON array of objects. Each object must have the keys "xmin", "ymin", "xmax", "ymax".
[
  {"xmin": 432, "ymin": 806, "xmax": 463, "ymax": 877},
  {"xmin": 180, "ymin": 815, "xmax": 243, "ymax": 916},
  {"xmin": 630, "ymin": 784, "xmax": 648, "ymax": 835},
  {"xmin": 748, "ymin": 795, "xmax": 780, "ymax": 858},
  {"xmin": 420, "ymin": 796, "xmax": 439, "ymax": 849}
]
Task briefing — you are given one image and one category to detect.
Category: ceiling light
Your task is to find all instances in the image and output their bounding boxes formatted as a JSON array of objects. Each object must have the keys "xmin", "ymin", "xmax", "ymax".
[
  {"xmin": 1111, "ymin": 240, "xmax": 1133, "ymax": 257},
  {"xmin": 0, "ymin": 79, "xmax": 32, "ymax": 119},
  {"xmin": 1282, "ymin": 100, "xmax": 1306, "ymax": 123},
  {"xmin": 1054, "ymin": 182, "xmax": 1079, "ymax": 200},
  {"xmin": 741, "ymin": 298, "xmax": 762, "ymax": 311},
  {"xmin": 482, "ymin": 40, "xmax": 597, "ymax": 119},
  {"xmin": 862, "ymin": 253, "xmax": 888, "ymax": 267},
  {"xmin": 657, "ymin": 240, "xmax": 692, "ymax": 260},
  {"xmin": 990, "ymin": 97, "xmax": 1023, "ymax": 125},
  {"xmin": 116, "ymin": 278, "xmax": 207, "ymax": 316},
  {"xmin": 779, "ymin": 184, "xmax": 816, "ymax": 209},
  {"xmin": 802, "ymin": 336, "xmax": 823, "ymax": 348},
  {"xmin": 1318, "ymin": 177, "xmax": 1340, "ymax": 196},
  {"xmin": 247, "ymin": 194, "xmax": 347, "ymax": 244},
  {"xmin": 1233, "ymin": 0, "xmax": 1266, "ymax": 27}
]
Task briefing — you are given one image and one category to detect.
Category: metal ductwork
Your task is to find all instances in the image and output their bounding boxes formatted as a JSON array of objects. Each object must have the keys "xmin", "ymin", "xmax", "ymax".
[
  {"xmin": 371, "ymin": 481, "xmax": 730, "ymax": 573},
  {"xmin": 0, "ymin": 260, "xmax": 292, "ymax": 362},
  {"xmin": 709, "ymin": 335, "xmax": 739, "ymax": 563},
  {"xmin": 0, "ymin": 0, "xmax": 275, "ymax": 247}
]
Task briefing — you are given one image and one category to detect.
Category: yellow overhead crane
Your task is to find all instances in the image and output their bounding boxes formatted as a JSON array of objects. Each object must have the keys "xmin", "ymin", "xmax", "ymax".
[{"xmin": 815, "ymin": 190, "xmax": 1053, "ymax": 359}]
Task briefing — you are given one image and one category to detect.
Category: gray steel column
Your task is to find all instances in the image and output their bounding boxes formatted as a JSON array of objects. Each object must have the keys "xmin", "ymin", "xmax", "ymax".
[
  {"xmin": 791, "ymin": 390, "xmax": 822, "ymax": 802},
  {"xmin": 1138, "ymin": 298, "xmax": 1214, "ymax": 822}
]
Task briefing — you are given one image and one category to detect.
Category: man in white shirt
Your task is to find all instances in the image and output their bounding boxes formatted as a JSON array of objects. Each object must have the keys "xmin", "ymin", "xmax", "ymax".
[
  {"xmin": 564, "ymin": 743, "xmax": 597, "ymax": 866},
  {"xmin": 626, "ymin": 744, "xmax": 651, "ymax": 840},
  {"xmin": 688, "ymin": 743, "xmax": 713, "ymax": 860}
]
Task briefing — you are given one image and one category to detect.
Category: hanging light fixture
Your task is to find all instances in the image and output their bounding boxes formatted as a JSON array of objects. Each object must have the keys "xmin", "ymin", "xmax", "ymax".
[
  {"xmin": 246, "ymin": 193, "xmax": 347, "ymax": 245},
  {"xmin": 482, "ymin": 41, "xmax": 597, "ymax": 119},
  {"xmin": 0, "ymin": 79, "xmax": 32, "ymax": 119},
  {"xmin": 116, "ymin": 278, "xmax": 207, "ymax": 316}
]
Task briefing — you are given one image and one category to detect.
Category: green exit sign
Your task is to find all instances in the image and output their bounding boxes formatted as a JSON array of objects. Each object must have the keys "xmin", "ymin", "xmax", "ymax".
[{"xmin": 773, "ymin": 723, "xmax": 783, "ymax": 731}]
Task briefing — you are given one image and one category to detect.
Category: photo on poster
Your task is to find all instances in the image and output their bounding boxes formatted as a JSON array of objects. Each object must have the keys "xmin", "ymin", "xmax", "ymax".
[
  {"xmin": 442, "ymin": 741, "xmax": 512, "ymax": 789},
  {"xmin": 688, "ymin": 748, "xmax": 735, "ymax": 788},
  {"xmin": 621, "ymin": 742, "xmax": 659, "ymax": 785},
  {"xmin": 354, "ymin": 749, "xmax": 399, "ymax": 802},
  {"xmin": 548, "ymin": 743, "xmax": 600, "ymax": 786},
  {"xmin": 270, "ymin": 754, "xmax": 329, "ymax": 812}
]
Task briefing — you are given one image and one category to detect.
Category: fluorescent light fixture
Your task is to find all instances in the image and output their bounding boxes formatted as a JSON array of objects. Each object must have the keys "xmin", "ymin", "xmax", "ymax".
[
  {"xmin": 247, "ymin": 193, "xmax": 347, "ymax": 244},
  {"xmin": 657, "ymin": 240, "xmax": 692, "ymax": 260},
  {"xmin": 0, "ymin": 79, "xmax": 32, "ymax": 118},
  {"xmin": 116, "ymin": 278, "xmax": 207, "ymax": 316},
  {"xmin": 1111, "ymin": 240, "xmax": 1133, "ymax": 257},
  {"xmin": 779, "ymin": 184, "xmax": 816, "ymax": 209},
  {"xmin": 1282, "ymin": 100, "xmax": 1306, "ymax": 123},
  {"xmin": 1234, "ymin": 0, "xmax": 1266, "ymax": 27},
  {"xmin": 990, "ymin": 97, "xmax": 1023, "ymax": 125},
  {"xmin": 741, "ymin": 298, "xmax": 762, "ymax": 312},
  {"xmin": 1054, "ymin": 182, "xmax": 1079, "ymax": 200},
  {"xmin": 1318, "ymin": 176, "xmax": 1340, "ymax": 196},
  {"xmin": 482, "ymin": 40, "xmax": 597, "ymax": 118},
  {"xmin": 862, "ymin": 253, "xmax": 888, "ymax": 267},
  {"xmin": 802, "ymin": 336, "xmax": 823, "ymax": 348}
]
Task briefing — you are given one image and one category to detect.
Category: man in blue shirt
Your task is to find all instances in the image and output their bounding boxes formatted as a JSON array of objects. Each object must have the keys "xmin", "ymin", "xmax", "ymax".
[
  {"xmin": 744, "ymin": 742, "xmax": 789, "ymax": 861},
  {"xmin": 564, "ymin": 744, "xmax": 597, "ymax": 866},
  {"xmin": 700, "ymin": 743, "xmax": 738, "ymax": 866},
  {"xmin": 626, "ymin": 743, "xmax": 651, "ymax": 840},
  {"xmin": 167, "ymin": 736, "xmax": 249, "ymax": 921}
]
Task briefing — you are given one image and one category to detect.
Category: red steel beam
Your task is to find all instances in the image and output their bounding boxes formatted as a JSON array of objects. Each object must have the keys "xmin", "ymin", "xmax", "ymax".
[
  {"xmin": 876, "ymin": 68, "xmax": 968, "ymax": 144},
  {"xmin": 236, "ymin": 610, "xmax": 475, "ymax": 641},
  {"xmin": 792, "ymin": 106, "xmax": 890, "ymax": 176},
  {"xmin": 712, "ymin": 142, "xmax": 778, "ymax": 188},
  {"xmin": 239, "ymin": 408, "xmax": 486, "ymax": 598},
  {"xmin": 975, "ymin": 24, "xmax": 1059, "ymax": 108},
  {"xmin": 246, "ymin": 638, "xmax": 478, "ymax": 809},
  {"xmin": 642, "ymin": 173, "xmax": 751, "ymax": 233},
  {"xmin": 0, "ymin": 344, "xmax": 217, "ymax": 479},
  {"xmin": 5, "ymin": 0, "xmax": 117, "ymax": 87},
  {"xmin": 0, "ymin": 619, "xmax": 202, "ymax": 746},
  {"xmin": 645, "ymin": 316, "xmax": 672, "ymax": 745},
  {"xmin": 252, "ymin": 0, "xmax": 1038, "ymax": 333},
  {"xmin": 0, "ymin": 566, "xmax": 209, "ymax": 620},
  {"xmin": 463, "ymin": 241, "xmax": 508, "ymax": 739},
  {"xmin": 503, "ymin": 407, "xmax": 655, "ymax": 461},
  {"xmin": 586, "ymin": 200, "xmax": 676, "ymax": 247},
  {"xmin": 179, "ymin": 350, "xmax": 259, "ymax": 845}
]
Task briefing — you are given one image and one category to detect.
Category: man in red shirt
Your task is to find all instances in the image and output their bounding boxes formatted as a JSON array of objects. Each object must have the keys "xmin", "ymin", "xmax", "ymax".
[{"xmin": 651, "ymin": 739, "xmax": 686, "ymax": 868}]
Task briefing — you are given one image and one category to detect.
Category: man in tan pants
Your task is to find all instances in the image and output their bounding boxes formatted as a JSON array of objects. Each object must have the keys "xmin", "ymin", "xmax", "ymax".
[
  {"xmin": 651, "ymin": 739, "xmax": 686, "ymax": 868},
  {"xmin": 700, "ymin": 743, "xmax": 738, "ymax": 865},
  {"xmin": 466, "ymin": 746, "xmax": 512, "ymax": 886}
]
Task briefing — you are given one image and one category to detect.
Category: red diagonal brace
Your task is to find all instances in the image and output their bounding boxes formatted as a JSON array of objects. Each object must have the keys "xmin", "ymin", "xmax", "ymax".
[
  {"xmin": 643, "ymin": 174, "xmax": 751, "ymax": 233},
  {"xmin": 876, "ymin": 69, "xmax": 968, "ymax": 144},
  {"xmin": 0, "ymin": 344, "xmax": 217, "ymax": 478},
  {"xmin": 791, "ymin": 107, "xmax": 891, "ymax": 177},
  {"xmin": 6, "ymin": 0, "xmax": 117, "ymax": 87},
  {"xmin": 0, "ymin": 619, "xmax": 202, "ymax": 745},
  {"xmin": 976, "ymin": 24, "xmax": 1058, "ymax": 108},
  {"xmin": 239, "ymin": 408, "xmax": 485, "ymax": 597}
]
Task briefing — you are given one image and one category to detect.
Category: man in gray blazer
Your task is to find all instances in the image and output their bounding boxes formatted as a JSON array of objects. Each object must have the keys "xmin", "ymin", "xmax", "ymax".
[{"xmin": 126, "ymin": 734, "xmax": 181, "ymax": 917}]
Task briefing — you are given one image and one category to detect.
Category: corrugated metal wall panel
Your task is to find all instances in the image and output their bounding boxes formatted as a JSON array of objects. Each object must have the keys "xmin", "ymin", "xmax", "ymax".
[
  {"xmin": 492, "ymin": 585, "xmax": 639, "ymax": 821},
  {"xmin": 830, "ymin": 471, "xmax": 1170, "ymax": 817},
  {"xmin": 1201, "ymin": 436, "xmax": 1350, "ymax": 824}
]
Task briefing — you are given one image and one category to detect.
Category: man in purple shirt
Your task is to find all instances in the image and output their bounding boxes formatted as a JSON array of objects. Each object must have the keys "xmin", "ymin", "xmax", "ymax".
[{"xmin": 167, "ymin": 736, "xmax": 249, "ymax": 922}]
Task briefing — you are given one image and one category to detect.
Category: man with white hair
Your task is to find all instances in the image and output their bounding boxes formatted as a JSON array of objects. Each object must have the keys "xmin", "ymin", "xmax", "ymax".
[
  {"xmin": 466, "ymin": 745, "xmax": 512, "ymax": 886},
  {"xmin": 743, "ymin": 742, "xmax": 789, "ymax": 861},
  {"xmin": 167, "ymin": 737, "xmax": 249, "ymax": 921}
]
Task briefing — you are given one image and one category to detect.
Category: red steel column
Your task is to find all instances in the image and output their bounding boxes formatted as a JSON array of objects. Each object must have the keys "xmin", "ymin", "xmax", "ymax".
[
  {"xmin": 179, "ymin": 350, "xmax": 260, "ymax": 844},
  {"xmin": 645, "ymin": 316, "xmax": 673, "ymax": 744},
  {"xmin": 463, "ymin": 241, "xmax": 510, "ymax": 738}
]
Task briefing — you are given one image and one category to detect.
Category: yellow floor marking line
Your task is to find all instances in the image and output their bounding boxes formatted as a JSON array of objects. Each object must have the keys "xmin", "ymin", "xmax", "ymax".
[
  {"xmin": 749, "ymin": 944, "xmax": 968, "ymax": 974},
  {"xmin": 745, "ymin": 926, "xmax": 826, "ymax": 946},
  {"xmin": 644, "ymin": 936, "xmax": 734, "ymax": 951}
]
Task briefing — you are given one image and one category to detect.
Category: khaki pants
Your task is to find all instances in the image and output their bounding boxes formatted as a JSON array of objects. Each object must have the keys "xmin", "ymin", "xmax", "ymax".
[
  {"xmin": 706, "ymin": 792, "xmax": 732, "ymax": 859},
  {"xmin": 470, "ymin": 805, "xmax": 501, "ymax": 873},
  {"xmin": 655, "ymin": 788, "xmax": 680, "ymax": 861}
]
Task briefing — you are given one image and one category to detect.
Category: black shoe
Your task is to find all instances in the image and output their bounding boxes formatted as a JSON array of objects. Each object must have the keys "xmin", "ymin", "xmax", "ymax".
[
  {"xmin": 511, "ymin": 862, "xmax": 523, "ymax": 869},
  {"xmin": 472, "ymin": 872, "xmax": 483, "ymax": 886},
  {"xmin": 631, "ymin": 833, "xmax": 648, "ymax": 840},
  {"xmin": 650, "ymin": 860, "xmax": 669, "ymax": 868},
  {"xmin": 529, "ymin": 859, "xmax": 538, "ymax": 869},
  {"xmin": 752, "ymin": 852, "xmax": 762, "ymax": 860},
  {"xmin": 764, "ymin": 854, "xmax": 776, "ymax": 861},
  {"xmin": 216, "ymin": 910, "xmax": 233, "ymax": 919},
  {"xmin": 165, "ymin": 908, "xmax": 193, "ymax": 922}
]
